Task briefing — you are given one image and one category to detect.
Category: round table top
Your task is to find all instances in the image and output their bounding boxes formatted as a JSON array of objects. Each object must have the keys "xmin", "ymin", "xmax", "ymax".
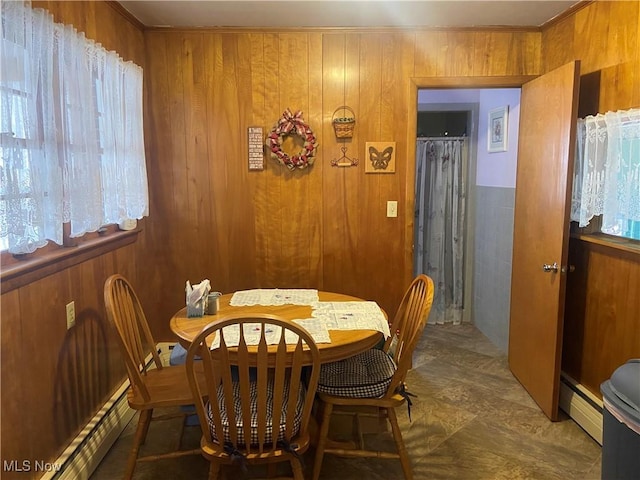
[{"xmin": 170, "ymin": 291, "xmax": 385, "ymax": 364}]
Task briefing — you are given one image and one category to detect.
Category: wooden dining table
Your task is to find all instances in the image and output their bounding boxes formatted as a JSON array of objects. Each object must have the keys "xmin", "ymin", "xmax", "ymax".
[{"xmin": 170, "ymin": 291, "xmax": 385, "ymax": 365}]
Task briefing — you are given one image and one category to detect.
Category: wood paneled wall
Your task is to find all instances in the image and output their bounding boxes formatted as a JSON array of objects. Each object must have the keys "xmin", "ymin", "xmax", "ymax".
[
  {"xmin": 1, "ymin": 2, "xmax": 145, "ymax": 479},
  {"xmin": 1, "ymin": 0, "xmax": 639, "ymax": 476},
  {"xmin": 542, "ymin": 0, "xmax": 640, "ymax": 111},
  {"xmin": 141, "ymin": 2, "xmax": 639, "ymax": 345},
  {"xmin": 563, "ymin": 240, "xmax": 640, "ymax": 397},
  {"xmin": 31, "ymin": 0, "xmax": 145, "ymax": 65},
  {"xmin": 543, "ymin": 0, "xmax": 640, "ymax": 397},
  {"xmin": 1, "ymin": 245, "xmax": 141, "ymax": 479},
  {"xmin": 142, "ymin": 28, "xmax": 543, "ymax": 340}
]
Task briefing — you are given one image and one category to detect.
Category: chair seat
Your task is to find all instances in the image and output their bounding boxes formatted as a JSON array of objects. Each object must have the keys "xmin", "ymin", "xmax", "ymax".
[
  {"xmin": 318, "ymin": 348, "xmax": 396, "ymax": 398},
  {"xmin": 127, "ymin": 364, "xmax": 203, "ymax": 410},
  {"xmin": 206, "ymin": 378, "xmax": 305, "ymax": 446}
]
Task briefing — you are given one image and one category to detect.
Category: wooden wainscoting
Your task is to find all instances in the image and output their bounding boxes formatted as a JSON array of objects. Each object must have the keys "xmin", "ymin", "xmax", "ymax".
[
  {"xmin": 562, "ymin": 235, "xmax": 640, "ymax": 400},
  {"xmin": 1, "ymin": 3, "xmax": 146, "ymax": 479}
]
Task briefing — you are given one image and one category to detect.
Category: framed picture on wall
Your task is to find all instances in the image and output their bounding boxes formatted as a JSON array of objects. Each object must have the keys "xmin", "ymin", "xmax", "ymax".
[
  {"xmin": 365, "ymin": 141, "xmax": 396, "ymax": 173},
  {"xmin": 488, "ymin": 106, "xmax": 508, "ymax": 153}
]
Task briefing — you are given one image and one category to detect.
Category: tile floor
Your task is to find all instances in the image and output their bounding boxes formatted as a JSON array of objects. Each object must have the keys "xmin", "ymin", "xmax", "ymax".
[{"xmin": 90, "ymin": 323, "xmax": 602, "ymax": 479}]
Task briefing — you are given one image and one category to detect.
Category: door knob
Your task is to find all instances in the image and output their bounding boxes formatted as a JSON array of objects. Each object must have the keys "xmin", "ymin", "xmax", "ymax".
[{"xmin": 542, "ymin": 262, "xmax": 558, "ymax": 273}]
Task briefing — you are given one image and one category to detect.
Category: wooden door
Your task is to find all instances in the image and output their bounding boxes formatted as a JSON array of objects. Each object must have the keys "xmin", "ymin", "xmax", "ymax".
[{"xmin": 508, "ymin": 61, "xmax": 580, "ymax": 421}]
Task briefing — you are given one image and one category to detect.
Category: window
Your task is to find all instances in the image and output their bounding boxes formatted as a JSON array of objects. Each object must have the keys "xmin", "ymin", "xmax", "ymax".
[
  {"xmin": 1, "ymin": 26, "xmax": 58, "ymax": 254},
  {"xmin": 0, "ymin": 1, "xmax": 148, "ymax": 256},
  {"xmin": 571, "ymin": 108, "xmax": 640, "ymax": 241}
]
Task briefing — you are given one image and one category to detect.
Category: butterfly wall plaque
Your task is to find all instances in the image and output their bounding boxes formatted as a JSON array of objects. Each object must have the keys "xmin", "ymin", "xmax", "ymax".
[{"xmin": 365, "ymin": 142, "xmax": 396, "ymax": 173}]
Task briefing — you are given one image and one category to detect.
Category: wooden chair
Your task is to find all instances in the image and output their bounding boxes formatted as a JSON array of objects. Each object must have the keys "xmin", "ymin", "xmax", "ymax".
[
  {"xmin": 312, "ymin": 274, "xmax": 435, "ymax": 480},
  {"xmin": 185, "ymin": 313, "xmax": 321, "ymax": 480},
  {"xmin": 104, "ymin": 274, "xmax": 204, "ymax": 479}
]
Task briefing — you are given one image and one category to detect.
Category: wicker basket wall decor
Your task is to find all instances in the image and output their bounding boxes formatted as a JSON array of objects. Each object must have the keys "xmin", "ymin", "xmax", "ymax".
[{"xmin": 332, "ymin": 106, "xmax": 356, "ymax": 138}]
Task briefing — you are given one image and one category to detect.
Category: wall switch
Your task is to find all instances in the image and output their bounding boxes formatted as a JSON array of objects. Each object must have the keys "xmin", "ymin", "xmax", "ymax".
[
  {"xmin": 387, "ymin": 200, "xmax": 398, "ymax": 218},
  {"xmin": 66, "ymin": 301, "xmax": 76, "ymax": 329}
]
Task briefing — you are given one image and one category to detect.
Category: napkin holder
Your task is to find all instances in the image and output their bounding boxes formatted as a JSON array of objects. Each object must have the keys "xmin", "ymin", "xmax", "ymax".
[
  {"xmin": 186, "ymin": 279, "xmax": 211, "ymax": 318},
  {"xmin": 187, "ymin": 300, "xmax": 205, "ymax": 318}
]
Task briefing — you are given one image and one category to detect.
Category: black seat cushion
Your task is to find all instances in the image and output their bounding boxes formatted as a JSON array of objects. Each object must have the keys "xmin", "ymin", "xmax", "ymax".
[{"xmin": 318, "ymin": 349, "xmax": 397, "ymax": 398}]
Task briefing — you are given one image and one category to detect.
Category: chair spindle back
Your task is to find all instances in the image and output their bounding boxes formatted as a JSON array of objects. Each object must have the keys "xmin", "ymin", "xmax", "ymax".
[
  {"xmin": 104, "ymin": 274, "xmax": 164, "ymax": 402},
  {"xmin": 383, "ymin": 274, "xmax": 435, "ymax": 396},
  {"xmin": 186, "ymin": 313, "xmax": 320, "ymax": 456}
]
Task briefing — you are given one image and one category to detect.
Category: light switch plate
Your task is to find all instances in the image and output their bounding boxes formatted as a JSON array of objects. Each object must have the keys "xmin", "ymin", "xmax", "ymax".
[{"xmin": 387, "ymin": 201, "xmax": 398, "ymax": 218}]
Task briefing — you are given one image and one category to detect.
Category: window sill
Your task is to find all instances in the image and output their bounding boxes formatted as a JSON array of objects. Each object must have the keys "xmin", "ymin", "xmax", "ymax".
[
  {"xmin": 0, "ymin": 229, "xmax": 140, "ymax": 293},
  {"xmin": 571, "ymin": 232, "xmax": 640, "ymax": 259}
]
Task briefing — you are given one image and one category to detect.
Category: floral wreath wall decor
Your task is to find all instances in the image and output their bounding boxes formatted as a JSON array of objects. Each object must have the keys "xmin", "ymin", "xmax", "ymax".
[{"xmin": 266, "ymin": 109, "xmax": 318, "ymax": 170}]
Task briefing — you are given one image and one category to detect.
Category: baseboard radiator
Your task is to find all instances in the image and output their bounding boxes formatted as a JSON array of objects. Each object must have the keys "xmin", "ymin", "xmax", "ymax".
[
  {"xmin": 44, "ymin": 343, "xmax": 175, "ymax": 480},
  {"xmin": 559, "ymin": 373, "xmax": 603, "ymax": 445}
]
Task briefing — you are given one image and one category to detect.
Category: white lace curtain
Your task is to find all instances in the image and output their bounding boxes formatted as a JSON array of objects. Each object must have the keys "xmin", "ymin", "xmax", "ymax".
[
  {"xmin": 414, "ymin": 138, "xmax": 467, "ymax": 325},
  {"xmin": 570, "ymin": 108, "xmax": 640, "ymax": 234},
  {"xmin": 0, "ymin": 1, "xmax": 148, "ymax": 254}
]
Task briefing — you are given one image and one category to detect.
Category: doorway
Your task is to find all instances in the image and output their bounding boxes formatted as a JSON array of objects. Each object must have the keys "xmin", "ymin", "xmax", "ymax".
[
  {"xmin": 407, "ymin": 73, "xmax": 584, "ymax": 425},
  {"xmin": 411, "ymin": 88, "xmax": 521, "ymax": 351},
  {"xmin": 413, "ymin": 101, "xmax": 478, "ymax": 326}
]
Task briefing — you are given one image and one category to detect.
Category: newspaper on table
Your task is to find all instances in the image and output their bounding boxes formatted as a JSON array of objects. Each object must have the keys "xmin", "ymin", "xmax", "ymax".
[
  {"xmin": 311, "ymin": 301, "xmax": 391, "ymax": 338},
  {"xmin": 230, "ymin": 288, "xmax": 319, "ymax": 306},
  {"xmin": 210, "ymin": 318, "xmax": 331, "ymax": 350}
]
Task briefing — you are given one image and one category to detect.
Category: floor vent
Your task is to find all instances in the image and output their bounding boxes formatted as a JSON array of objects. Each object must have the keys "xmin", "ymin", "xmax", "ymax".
[{"xmin": 559, "ymin": 373, "xmax": 603, "ymax": 445}]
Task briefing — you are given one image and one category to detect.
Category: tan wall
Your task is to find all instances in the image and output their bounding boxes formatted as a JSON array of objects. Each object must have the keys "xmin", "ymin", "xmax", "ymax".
[{"xmin": 1, "ymin": 0, "xmax": 639, "ymax": 476}]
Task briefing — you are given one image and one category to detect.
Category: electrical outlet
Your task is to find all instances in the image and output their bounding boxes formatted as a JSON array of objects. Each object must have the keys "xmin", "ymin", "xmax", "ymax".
[
  {"xmin": 66, "ymin": 301, "xmax": 75, "ymax": 329},
  {"xmin": 386, "ymin": 200, "xmax": 398, "ymax": 218}
]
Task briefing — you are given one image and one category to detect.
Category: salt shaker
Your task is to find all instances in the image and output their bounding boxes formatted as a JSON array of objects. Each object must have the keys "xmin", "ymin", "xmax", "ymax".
[{"xmin": 205, "ymin": 291, "xmax": 222, "ymax": 315}]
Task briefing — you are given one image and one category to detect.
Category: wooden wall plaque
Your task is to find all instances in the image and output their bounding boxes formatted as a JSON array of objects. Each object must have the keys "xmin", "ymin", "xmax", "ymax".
[{"xmin": 248, "ymin": 126, "xmax": 264, "ymax": 170}]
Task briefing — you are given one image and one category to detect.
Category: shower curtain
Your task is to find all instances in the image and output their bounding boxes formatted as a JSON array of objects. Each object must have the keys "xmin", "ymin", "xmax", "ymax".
[{"xmin": 414, "ymin": 138, "xmax": 467, "ymax": 325}]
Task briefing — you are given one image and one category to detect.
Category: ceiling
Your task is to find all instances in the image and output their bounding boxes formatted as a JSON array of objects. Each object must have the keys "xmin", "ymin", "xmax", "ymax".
[{"xmin": 117, "ymin": 1, "xmax": 582, "ymax": 29}]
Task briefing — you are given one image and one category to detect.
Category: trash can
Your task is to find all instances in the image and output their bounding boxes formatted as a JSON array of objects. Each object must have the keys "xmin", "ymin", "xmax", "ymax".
[{"xmin": 600, "ymin": 359, "xmax": 640, "ymax": 480}]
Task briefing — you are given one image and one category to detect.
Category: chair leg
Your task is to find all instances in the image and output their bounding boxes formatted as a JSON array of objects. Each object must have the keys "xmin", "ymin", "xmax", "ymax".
[
  {"xmin": 312, "ymin": 401, "xmax": 334, "ymax": 480},
  {"xmin": 387, "ymin": 408, "xmax": 412, "ymax": 480},
  {"xmin": 124, "ymin": 409, "xmax": 152, "ymax": 480},
  {"xmin": 378, "ymin": 407, "xmax": 389, "ymax": 431},
  {"xmin": 353, "ymin": 412, "xmax": 364, "ymax": 449},
  {"xmin": 140, "ymin": 408, "xmax": 153, "ymax": 445},
  {"xmin": 291, "ymin": 457, "xmax": 305, "ymax": 480},
  {"xmin": 208, "ymin": 461, "xmax": 221, "ymax": 480}
]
